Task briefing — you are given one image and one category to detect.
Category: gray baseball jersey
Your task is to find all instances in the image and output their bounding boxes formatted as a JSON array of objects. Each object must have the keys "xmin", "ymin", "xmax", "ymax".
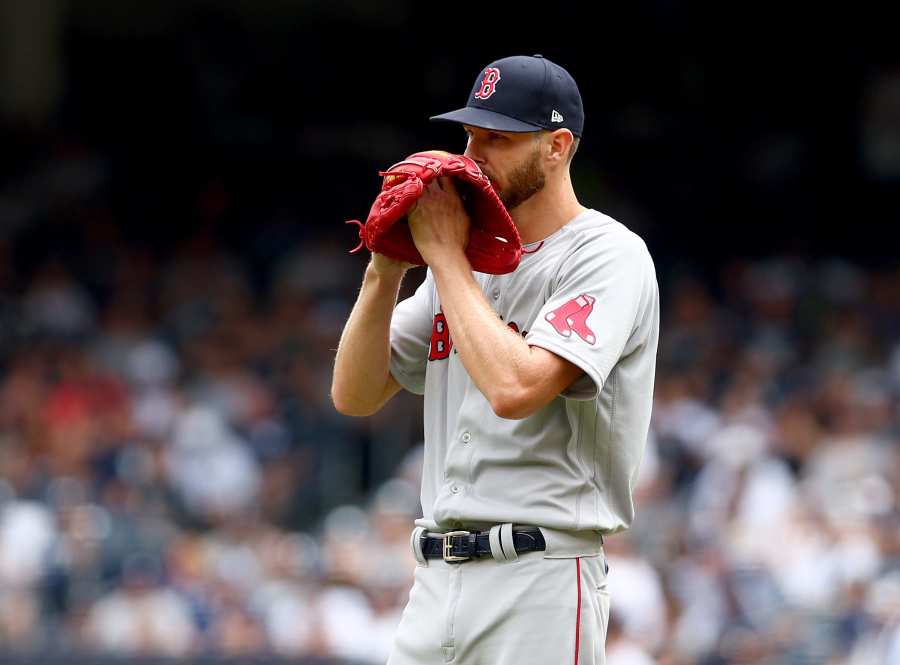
[{"xmin": 389, "ymin": 208, "xmax": 659, "ymax": 535}]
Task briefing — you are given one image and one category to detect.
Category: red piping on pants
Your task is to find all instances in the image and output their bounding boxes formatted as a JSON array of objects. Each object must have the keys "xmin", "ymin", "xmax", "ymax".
[{"xmin": 574, "ymin": 557, "xmax": 582, "ymax": 664}]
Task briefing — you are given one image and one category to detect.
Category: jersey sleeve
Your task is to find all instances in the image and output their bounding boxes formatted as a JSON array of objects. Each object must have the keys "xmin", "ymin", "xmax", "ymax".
[
  {"xmin": 525, "ymin": 232, "xmax": 656, "ymax": 400},
  {"xmin": 389, "ymin": 270, "xmax": 435, "ymax": 395}
]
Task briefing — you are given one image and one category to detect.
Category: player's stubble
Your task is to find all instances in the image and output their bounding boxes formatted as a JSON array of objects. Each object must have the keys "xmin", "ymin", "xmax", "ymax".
[{"xmin": 484, "ymin": 142, "xmax": 545, "ymax": 212}]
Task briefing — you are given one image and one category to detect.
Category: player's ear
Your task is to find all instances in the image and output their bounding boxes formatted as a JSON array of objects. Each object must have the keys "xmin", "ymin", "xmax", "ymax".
[{"xmin": 545, "ymin": 129, "xmax": 574, "ymax": 167}]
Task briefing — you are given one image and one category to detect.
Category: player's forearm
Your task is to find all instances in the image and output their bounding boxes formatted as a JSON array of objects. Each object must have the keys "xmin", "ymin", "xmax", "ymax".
[
  {"xmin": 331, "ymin": 263, "xmax": 405, "ymax": 416},
  {"xmin": 430, "ymin": 253, "xmax": 538, "ymax": 417}
]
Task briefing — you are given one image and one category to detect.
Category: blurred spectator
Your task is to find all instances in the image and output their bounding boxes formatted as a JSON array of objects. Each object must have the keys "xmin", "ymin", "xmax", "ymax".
[
  {"xmin": 164, "ymin": 406, "xmax": 261, "ymax": 521},
  {"xmin": 84, "ymin": 551, "xmax": 195, "ymax": 656}
]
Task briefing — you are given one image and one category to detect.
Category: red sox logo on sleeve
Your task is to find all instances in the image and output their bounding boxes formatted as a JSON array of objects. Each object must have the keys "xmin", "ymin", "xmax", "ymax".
[
  {"xmin": 545, "ymin": 294, "xmax": 596, "ymax": 345},
  {"xmin": 473, "ymin": 67, "xmax": 501, "ymax": 100}
]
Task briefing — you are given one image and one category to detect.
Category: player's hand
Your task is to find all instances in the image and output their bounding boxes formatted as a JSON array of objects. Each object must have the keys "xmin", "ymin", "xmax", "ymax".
[{"xmin": 408, "ymin": 177, "xmax": 471, "ymax": 266}]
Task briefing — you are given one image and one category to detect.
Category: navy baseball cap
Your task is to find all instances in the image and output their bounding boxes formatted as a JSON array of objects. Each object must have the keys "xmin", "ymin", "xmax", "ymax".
[{"xmin": 431, "ymin": 55, "xmax": 584, "ymax": 137}]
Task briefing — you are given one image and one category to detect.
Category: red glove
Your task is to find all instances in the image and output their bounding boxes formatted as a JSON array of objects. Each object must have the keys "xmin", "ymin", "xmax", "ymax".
[{"xmin": 347, "ymin": 150, "xmax": 522, "ymax": 274}]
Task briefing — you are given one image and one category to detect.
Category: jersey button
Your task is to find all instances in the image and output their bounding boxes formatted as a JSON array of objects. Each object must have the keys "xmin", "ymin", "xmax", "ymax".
[
  {"xmin": 450, "ymin": 484, "xmax": 461, "ymax": 494},
  {"xmin": 461, "ymin": 431, "xmax": 471, "ymax": 443},
  {"xmin": 492, "ymin": 289, "xmax": 500, "ymax": 300}
]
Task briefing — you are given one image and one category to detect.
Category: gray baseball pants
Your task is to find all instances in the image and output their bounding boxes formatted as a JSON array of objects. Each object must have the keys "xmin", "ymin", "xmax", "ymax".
[{"xmin": 387, "ymin": 526, "xmax": 609, "ymax": 665}]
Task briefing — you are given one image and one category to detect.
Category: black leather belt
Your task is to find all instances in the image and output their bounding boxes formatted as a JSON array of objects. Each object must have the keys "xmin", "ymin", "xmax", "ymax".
[{"xmin": 421, "ymin": 527, "xmax": 546, "ymax": 563}]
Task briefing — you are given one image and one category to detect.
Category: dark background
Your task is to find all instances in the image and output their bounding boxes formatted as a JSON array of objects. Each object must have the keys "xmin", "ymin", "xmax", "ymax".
[{"xmin": 4, "ymin": 2, "xmax": 899, "ymax": 278}]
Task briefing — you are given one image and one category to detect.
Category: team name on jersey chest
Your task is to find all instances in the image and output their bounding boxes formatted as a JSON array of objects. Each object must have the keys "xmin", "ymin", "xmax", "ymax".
[
  {"xmin": 427, "ymin": 309, "xmax": 528, "ymax": 362},
  {"xmin": 427, "ymin": 272, "xmax": 548, "ymax": 362}
]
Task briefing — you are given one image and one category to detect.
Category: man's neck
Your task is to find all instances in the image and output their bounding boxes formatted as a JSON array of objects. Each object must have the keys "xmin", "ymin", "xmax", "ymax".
[{"xmin": 510, "ymin": 173, "xmax": 587, "ymax": 244}]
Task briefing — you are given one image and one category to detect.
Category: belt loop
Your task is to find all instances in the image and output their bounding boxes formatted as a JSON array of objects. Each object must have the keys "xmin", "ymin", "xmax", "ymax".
[
  {"xmin": 488, "ymin": 523, "xmax": 519, "ymax": 563},
  {"xmin": 488, "ymin": 525, "xmax": 504, "ymax": 561},
  {"xmin": 410, "ymin": 526, "xmax": 428, "ymax": 566},
  {"xmin": 500, "ymin": 523, "xmax": 519, "ymax": 562}
]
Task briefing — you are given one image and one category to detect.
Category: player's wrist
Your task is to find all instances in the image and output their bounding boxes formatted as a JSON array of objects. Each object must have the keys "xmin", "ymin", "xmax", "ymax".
[
  {"xmin": 427, "ymin": 246, "xmax": 470, "ymax": 275},
  {"xmin": 368, "ymin": 253, "xmax": 411, "ymax": 280}
]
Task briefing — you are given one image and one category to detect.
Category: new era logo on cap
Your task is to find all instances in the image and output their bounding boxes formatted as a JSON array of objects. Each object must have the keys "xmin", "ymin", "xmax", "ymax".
[{"xmin": 430, "ymin": 54, "xmax": 584, "ymax": 137}]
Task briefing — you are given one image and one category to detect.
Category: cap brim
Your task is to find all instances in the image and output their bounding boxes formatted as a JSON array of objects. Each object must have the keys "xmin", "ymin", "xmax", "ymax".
[{"xmin": 430, "ymin": 107, "xmax": 543, "ymax": 133}]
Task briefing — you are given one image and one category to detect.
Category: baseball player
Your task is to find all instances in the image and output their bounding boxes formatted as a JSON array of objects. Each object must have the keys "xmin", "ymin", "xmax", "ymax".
[{"xmin": 332, "ymin": 55, "xmax": 659, "ymax": 665}]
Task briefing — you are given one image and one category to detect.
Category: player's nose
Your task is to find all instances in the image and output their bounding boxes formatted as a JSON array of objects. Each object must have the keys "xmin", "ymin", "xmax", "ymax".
[{"xmin": 463, "ymin": 138, "xmax": 485, "ymax": 165}]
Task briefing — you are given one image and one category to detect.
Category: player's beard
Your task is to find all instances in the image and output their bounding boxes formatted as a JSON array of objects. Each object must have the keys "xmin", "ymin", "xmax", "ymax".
[{"xmin": 488, "ymin": 146, "xmax": 546, "ymax": 211}]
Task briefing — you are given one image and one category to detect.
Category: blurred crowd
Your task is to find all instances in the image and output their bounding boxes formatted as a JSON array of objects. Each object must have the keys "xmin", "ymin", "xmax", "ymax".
[
  {"xmin": 611, "ymin": 259, "xmax": 900, "ymax": 665},
  {"xmin": 0, "ymin": 77, "xmax": 899, "ymax": 665},
  {"xmin": 1, "ymin": 161, "xmax": 899, "ymax": 664},
  {"xmin": 0, "ymin": 129, "xmax": 425, "ymax": 661}
]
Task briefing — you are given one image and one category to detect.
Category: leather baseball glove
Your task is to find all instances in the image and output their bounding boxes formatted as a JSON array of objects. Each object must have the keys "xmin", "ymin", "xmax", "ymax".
[{"xmin": 346, "ymin": 150, "xmax": 522, "ymax": 274}]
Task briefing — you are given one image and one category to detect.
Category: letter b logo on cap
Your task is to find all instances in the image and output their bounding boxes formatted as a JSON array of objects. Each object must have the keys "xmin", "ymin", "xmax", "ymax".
[{"xmin": 474, "ymin": 67, "xmax": 501, "ymax": 100}]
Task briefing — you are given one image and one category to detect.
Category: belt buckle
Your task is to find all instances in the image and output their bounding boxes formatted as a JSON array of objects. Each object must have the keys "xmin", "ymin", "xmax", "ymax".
[{"xmin": 441, "ymin": 530, "xmax": 471, "ymax": 563}]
